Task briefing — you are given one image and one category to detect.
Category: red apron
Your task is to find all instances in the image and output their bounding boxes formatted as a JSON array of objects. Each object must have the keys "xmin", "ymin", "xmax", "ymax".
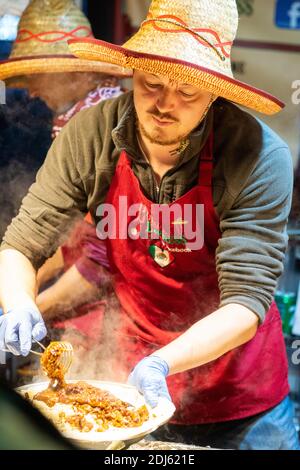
[{"xmin": 105, "ymin": 133, "xmax": 289, "ymax": 424}]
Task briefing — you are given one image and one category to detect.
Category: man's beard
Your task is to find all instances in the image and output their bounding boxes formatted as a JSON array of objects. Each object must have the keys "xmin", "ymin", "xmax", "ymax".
[{"xmin": 138, "ymin": 121, "xmax": 189, "ymax": 146}]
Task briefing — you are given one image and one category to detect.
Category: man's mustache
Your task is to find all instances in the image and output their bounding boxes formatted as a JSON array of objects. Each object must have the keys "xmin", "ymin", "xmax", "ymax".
[{"xmin": 147, "ymin": 108, "xmax": 179, "ymax": 122}]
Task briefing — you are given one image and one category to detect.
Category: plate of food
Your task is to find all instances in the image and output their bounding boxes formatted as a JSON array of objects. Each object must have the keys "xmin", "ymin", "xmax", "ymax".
[
  {"xmin": 16, "ymin": 341, "xmax": 175, "ymax": 449},
  {"xmin": 17, "ymin": 379, "xmax": 175, "ymax": 449}
]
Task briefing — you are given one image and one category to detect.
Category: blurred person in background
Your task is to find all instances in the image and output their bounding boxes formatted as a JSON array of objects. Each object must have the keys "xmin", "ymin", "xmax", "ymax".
[
  {"xmin": 0, "ymin": 0, "xmax": 130, "ymax": 349},
  {"xmin": 0, "ymin": 88, "xmax": 52, "ymax": 239}
]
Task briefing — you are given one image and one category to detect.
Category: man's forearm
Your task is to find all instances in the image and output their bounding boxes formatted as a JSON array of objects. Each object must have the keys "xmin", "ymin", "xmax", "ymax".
[
  {"xmin": 37, "ymin": 265, "xmax": 101, "ymax": 320},
  {"xmin": 0, "ymin": 249, "xmax": 37, "ymax": 311},
  {"xmin": 153, "ymin": 304, "xmax": 259, "ymax": 375}
]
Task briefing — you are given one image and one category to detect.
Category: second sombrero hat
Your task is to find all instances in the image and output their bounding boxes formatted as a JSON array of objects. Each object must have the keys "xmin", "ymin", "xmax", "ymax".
[{"xmin": 0, "ymin": 0, "xmax": 131, "ymax": 86}]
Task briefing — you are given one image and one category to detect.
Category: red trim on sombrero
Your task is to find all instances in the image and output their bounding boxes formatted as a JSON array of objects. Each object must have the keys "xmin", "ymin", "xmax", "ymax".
[
  {"xmin": 17, "ymin": 26, "xmax": 93, "ymax": 43},
  {"xmin": 68, "ymin": 38, "xmax": 285, "ymax": 108},
  {"xmin": 0, "ymin": 54, "xmax": 79, "ymax": 65},
  {"xmin": 144, "ymin": 13, "xmax": 232, "ymax": 58}
]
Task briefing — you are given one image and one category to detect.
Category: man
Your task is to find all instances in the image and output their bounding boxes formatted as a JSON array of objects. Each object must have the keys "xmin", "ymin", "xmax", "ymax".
[
  {"xmin": 0, "ymin": 0, "xmax": 128, "ymax": 343},
  {"xmin": 0, "ymin": 0, "xmax": 128, "ymax": 110},
  {"xmin": 0, "ymin": 0, "xmax": 298, "ymax": 449}
]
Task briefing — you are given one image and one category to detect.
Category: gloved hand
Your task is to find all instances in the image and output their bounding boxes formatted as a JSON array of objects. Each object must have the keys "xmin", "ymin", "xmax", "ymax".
[
  {"xmin": 128, "ymin": 355, "xmax": 171, "ymax": 408},
  {"xmin": 0, "ymin": 305, "xmax": 47, "ymax": 356}
]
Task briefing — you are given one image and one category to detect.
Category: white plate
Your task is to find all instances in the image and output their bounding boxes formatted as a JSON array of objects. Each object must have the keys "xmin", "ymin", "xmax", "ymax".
[{"xmin": 16, "ymin": 380, "xmax": 175, "ymax": 448}]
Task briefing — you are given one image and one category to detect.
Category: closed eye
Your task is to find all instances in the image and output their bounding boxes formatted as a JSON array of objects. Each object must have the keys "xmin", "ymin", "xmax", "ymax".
[
  {"xmin": 145, "ymin": 82, "xmax": 162, "ymax": 89},
  {"xmin": 179, "ymin": 90, "xmax": 196, "ymax": 97}
]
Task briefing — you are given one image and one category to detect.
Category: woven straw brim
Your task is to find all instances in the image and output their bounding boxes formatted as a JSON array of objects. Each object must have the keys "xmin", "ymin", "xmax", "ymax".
[
  {"xmin": 69, "ymin": 39, "xmax": 284, "ymax": 115},
  {"xmin": 0, "ymin": 54, "xmax": 132, "ymax": 87}
]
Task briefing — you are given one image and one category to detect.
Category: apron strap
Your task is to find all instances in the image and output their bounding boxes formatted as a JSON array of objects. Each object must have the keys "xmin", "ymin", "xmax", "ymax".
[
  {"xmin": 119, "ymin": 149, "xmax": 131, "ymax": 167},
  {"xmin": 198, "ymin": 131, "xmax": 213, "ymax": 187}
]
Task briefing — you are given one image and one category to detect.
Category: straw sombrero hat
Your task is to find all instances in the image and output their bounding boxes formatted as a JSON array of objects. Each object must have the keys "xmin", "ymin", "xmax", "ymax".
[
  {"xmin": 0, "ymin": 0, "xmax": 131, "ymax": 86},
  {"xmin": 69, "ymin": 0, "xmax": 284, "ymax": 115}
]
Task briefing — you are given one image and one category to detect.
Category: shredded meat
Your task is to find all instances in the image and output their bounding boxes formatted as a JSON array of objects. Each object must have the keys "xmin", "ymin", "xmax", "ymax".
[
  {"xmin": 40, "ymin": 342, "xmax": 66, "ymax": 387},
  {"xmin": 33, "ymin": 381, "xmax": 149, "ymax": 433}
]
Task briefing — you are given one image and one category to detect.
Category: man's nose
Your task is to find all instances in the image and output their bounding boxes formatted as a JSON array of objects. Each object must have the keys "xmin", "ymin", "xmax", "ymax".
[{"xmin": 156, "ymin": 88, "xmax": 175, "ymax": 114}]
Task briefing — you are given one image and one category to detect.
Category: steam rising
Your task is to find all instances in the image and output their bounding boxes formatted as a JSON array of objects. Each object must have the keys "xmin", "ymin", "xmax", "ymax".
[{"xmin": 61, "ymin": 293, "xmax": 127, "ymax": 383}]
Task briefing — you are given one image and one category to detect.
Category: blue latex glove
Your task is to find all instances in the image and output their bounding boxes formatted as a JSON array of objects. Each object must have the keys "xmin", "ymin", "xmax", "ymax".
[
  {"xmin": 0, "ymin": 305, "xmax": 47, "ymax": 356},
  {"xmin": 128, "ymin": 356, "xmax": 171, "ymax": 408}
]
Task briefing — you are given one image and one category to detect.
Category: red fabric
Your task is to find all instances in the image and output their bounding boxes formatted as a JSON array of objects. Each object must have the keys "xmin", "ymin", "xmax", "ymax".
[
  {"xmin": 54, "ymin": 216, "xmax": 109, "ymax": 341},
  {"xmin": 52, "ymin": 82, "xmax": 122, "ymax": 138},
  {"xmin": 54, "ymin": 303, "xmax": 105, "ymax": 342},
  {"xmin": 60, "ymin": 217, "xmax": 94, "ymax": 271},
  {"xmin": 104, "ymin": 134, "xmax": 289, "ymax": 424},
  {"xmin": 61, "ymin": 217, "xmax": 110, "ymax": 277}
]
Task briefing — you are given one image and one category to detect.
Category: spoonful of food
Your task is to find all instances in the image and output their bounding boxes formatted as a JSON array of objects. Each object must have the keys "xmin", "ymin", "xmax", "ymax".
[{"xmin": 40, "ymin": 341, "xmax": 73, "ymax": 390}]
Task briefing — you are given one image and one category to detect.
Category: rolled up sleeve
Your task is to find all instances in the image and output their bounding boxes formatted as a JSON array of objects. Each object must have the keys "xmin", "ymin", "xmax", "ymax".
[{"xmin": 216, "ymin": 146, "xmax": 293, "ymax": 323}]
